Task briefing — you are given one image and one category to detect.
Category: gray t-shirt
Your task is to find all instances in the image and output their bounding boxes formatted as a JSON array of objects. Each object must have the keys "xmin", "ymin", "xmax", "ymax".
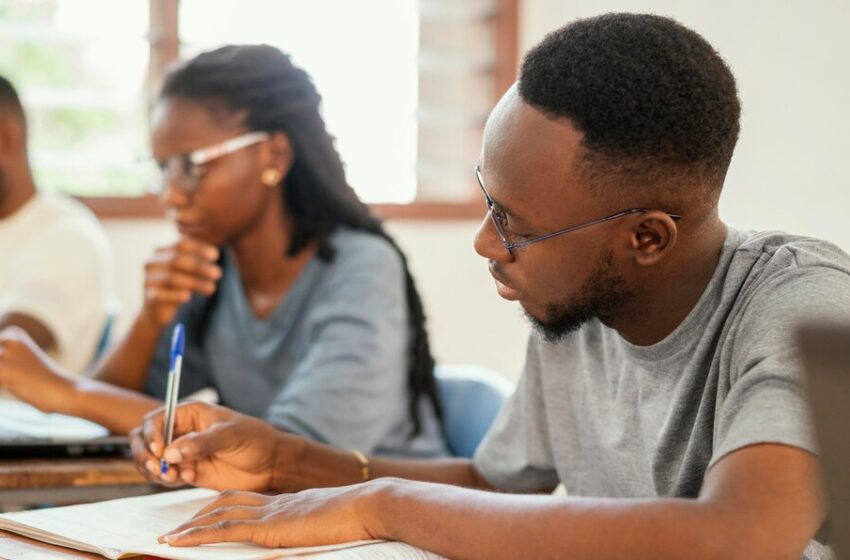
[
  {"xmin": 474, "ymin": 228, "xmax": 850, "ymax": 555},
  {"xmin": 146, "ymin": 228, "xmax": 447, "ymax": 458}
]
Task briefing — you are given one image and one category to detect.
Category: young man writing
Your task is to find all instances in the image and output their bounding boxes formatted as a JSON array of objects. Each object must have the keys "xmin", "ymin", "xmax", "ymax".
[{"xmin": 132, "ymin": 13, "xmax": 850, "ymax": 559}]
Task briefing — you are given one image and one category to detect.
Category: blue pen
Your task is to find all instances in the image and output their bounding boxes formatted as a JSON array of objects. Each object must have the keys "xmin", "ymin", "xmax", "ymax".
[{"xmin": 160, "ymin": 323, "xmax": 185, "ymax": 475}]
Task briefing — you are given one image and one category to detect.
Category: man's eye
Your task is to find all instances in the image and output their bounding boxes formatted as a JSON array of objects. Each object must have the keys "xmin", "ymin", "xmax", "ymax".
[{"xmin": 493, "ymin": 208, "xmax": 509, "ymax": 227}]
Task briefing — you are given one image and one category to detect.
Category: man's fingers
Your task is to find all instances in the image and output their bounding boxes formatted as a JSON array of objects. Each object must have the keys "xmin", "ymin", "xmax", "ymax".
[
  {"xmin": 166, "ymin": 504, "xmax": 265, "ymax": 536},
  {"xmin": 191, "ymin": 491, "xmax": 269, "ymax": 518},
  {"xmin": 161, "ymin": 520, "xmax": 262, "ymax": 547},
  {"xmin": 165, "ymin": 421, "xmax": 237, "ymax": 464},
  {"xmin": 141, "ymin": 408, "xmax": 166, "ymax": 457},
  {"xmin": 129, "ymin": 427, "xmax": 160, "ymax": 481}
]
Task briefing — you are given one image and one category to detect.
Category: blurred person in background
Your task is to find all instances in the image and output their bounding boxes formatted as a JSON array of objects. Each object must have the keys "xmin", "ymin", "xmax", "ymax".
[
  {"xmin": 0, "ymin": 74, "xmax": 113, "ymax": 374},
  {"xmin": 0, "ymin": 46, "xmax": 446, "ymax": 459}
]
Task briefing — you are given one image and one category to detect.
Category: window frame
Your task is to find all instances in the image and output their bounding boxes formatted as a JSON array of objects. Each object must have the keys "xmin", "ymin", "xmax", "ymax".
[{"xmin": 77, "ymin": 0, "xmax": 518, "ymax": 221}]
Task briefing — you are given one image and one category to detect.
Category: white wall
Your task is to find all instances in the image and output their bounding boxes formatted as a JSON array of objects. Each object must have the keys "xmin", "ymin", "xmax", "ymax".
[{"xmin": 521, "ymin": 0, "xmax": 850, "ymax": 251}]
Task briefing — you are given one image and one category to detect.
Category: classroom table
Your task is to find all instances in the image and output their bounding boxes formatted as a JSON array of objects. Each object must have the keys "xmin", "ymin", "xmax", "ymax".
[{"xmin": 0, "ymin": 457, "xmax": 159, "ymax": 510}]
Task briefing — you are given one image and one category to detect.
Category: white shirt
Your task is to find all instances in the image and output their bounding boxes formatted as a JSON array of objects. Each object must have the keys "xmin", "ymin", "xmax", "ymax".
[{"xmin": 0, "ymin": 192, "xmax": 114, "ymax": 373}]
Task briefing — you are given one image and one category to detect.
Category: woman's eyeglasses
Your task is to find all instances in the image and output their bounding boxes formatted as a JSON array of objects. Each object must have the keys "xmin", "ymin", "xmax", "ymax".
[{"xmin": 147, "ymin": 131, "xmax": 270, "ymax": 196}]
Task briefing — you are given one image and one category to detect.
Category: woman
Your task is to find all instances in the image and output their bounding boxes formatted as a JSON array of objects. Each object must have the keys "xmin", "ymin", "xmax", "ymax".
[{"xmin": 0, "ymin": 45, "xmax": 446, "ymax": 457}]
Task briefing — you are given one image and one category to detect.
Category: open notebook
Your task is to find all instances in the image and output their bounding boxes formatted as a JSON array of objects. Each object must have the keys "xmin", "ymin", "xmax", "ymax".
[{"xmin": 0, "ymin": 488, "xmax": 444, "ymax": 559}]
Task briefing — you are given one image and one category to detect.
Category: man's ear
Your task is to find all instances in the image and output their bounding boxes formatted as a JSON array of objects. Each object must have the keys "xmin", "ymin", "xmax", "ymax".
[{"xmin": 628, "ymin": 211, "xmax": 679, "ymax": 267}]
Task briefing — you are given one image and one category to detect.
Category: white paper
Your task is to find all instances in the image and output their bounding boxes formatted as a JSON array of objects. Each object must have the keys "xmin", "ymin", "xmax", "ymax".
[
  {"xmin": 0, "ymin": 399, "xmax": 108, "ymax": 440},
  {"xmin": 0, "ymin": 488, "xmax": 382, "ymax": 559}
]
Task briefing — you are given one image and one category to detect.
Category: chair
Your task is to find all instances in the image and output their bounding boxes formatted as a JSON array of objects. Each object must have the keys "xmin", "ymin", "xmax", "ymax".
[
  {"xmin": 435, "ymin": 364, "xmax": 515, "ymax": 458},
  {"xmin": 90, "ymin": 299, "xmax": 121, "ymax": 367}
]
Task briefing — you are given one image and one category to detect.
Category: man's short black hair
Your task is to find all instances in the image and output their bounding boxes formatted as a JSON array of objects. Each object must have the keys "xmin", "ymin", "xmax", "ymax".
[
  {"xmin": 0, "ymin": 75, "xmax": 25, "ymax": 119},
  {"xmin": 518, "ymin": 13, "xmax": 740, "ymax": 194}
]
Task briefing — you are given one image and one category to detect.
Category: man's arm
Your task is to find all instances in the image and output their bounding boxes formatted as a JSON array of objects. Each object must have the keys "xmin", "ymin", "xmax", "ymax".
[
  {"xmin": 162, "ymin": 443, "xmax": 824, "ymax": 560},
  {"xmin": 362, "ymin": 443, "xmax": 823, "ymax": 560},
  {"xmin": 0, "ymin": 312, "xmax": 57, "ymax": 353},
  {"xmin": 132, "ymin": 401, "xmax": 498, "ymax": 491}
]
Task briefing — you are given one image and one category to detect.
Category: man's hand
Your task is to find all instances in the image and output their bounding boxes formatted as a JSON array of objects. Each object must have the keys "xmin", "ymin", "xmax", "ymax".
[
  {"xmin": 159, "ymin": 483, "xmax": 387, "ymax": 549},
  {"xmin": 141, "ymin": 237, "xmax": 221, "ymax": 327},
  {"xmin": 0, "ymin": 326, "xmax": 73, "ymax": 413},
  {"xmin": 130, "ymin": 401, "xmax": 303, "ymax": 492}
]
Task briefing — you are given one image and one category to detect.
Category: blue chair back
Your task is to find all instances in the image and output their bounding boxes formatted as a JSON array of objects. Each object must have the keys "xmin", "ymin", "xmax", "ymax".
[
  {"xmin": 90, "ymin": 300, "xmax": 121, "ymax": 367},
  {"xmin": 436, "ymin": 365, "xmax": 514, "ymax": 458}
]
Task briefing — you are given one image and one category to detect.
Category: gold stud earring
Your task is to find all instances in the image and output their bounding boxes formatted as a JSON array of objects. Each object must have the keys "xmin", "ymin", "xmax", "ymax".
[{"xmin": 261, "ymin": 168, "xmax": 281, "ymax": 187}]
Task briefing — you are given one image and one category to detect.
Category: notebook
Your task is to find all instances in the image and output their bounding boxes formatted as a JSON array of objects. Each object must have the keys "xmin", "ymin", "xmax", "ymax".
[
  {"xmin": 0, "ymin": 488, "xmax": 445, "ymax": 559},
  {"xmin": 799, "ymin": 323, "xmax": 850, "ymax": 560},
  {"xmin": 0, "ymin": 399, "xmax": 128, "ymax": 459}
]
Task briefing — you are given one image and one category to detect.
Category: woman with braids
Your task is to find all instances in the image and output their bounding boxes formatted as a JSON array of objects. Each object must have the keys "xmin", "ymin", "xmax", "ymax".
[{"xmin": 0, "ymin": 44, "xmax": 447, "ymax": 458}]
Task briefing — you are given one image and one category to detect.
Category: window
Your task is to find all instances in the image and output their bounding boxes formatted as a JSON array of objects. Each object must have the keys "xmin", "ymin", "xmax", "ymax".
[
  {"xmin": 0, "ymin": 0, "xmax": 517, "ymax": 218},
  {"xmin": 180, "ymin": 0, "xmax": 419, "ymax": 204},
  {"xmin": 0, "ymin": 0, "xmax": 150, "ymax": 196}
]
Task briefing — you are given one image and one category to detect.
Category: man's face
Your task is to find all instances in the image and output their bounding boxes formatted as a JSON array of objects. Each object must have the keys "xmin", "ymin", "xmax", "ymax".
[{"xmin": 473, "ymin": 88, "xmax": 635, "ymax": 341}]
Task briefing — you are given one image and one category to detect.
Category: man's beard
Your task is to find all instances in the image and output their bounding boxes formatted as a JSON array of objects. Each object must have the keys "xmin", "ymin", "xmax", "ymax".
[{"xmin": 526, "ymin": 249, "xmax": 632, "ymax": 343}]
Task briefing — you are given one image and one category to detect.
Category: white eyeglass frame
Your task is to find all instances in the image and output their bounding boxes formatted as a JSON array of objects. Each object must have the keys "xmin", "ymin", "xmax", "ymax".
[{"xmin": 149, "ymin": 131, "xmax": 271, "ymax": 195}]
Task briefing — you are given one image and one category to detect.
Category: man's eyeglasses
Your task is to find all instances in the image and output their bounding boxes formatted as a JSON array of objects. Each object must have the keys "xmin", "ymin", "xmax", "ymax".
[
  {"xmin": 475, "ymin": 165, "xmax": 682, "ymax": 252},
  {"xmin": 147, "ymin": 131, "xmax": 270, "ymax": 196}
]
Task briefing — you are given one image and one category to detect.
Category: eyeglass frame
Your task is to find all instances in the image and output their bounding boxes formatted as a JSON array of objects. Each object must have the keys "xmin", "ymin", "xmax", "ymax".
[
  {"xmin": 149, "ymin": 131, "xmax": 271, "ymax": 196},
  {"xmin": 475, "ymin": 165, "xmax": 682, "ymax": 252}
]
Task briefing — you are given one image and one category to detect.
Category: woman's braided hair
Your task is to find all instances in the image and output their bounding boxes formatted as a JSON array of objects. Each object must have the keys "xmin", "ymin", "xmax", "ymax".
[{"xmin": 160, "ymin": 44, "xmax": 441, "ymax": 435}]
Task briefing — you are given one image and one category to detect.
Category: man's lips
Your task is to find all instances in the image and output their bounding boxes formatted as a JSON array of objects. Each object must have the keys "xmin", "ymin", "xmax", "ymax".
[{"xmin": 489, "ymin": 264, "xmax": 521, "ymax": 301}]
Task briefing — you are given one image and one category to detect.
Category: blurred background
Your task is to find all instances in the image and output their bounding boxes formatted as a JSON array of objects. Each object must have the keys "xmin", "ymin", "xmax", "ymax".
[{"xmin": 1, "ymin": 0, "xmax": 848, "ymax": 380}]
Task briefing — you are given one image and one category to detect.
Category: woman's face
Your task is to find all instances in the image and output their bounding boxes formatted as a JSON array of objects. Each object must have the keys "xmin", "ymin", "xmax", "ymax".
[{"xmin": 150, "ymin": 96, "xmax": 290, "ymax": 246}]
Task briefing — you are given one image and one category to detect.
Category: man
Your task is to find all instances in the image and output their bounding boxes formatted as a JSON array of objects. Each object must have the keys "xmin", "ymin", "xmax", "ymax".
[
  {"xmin": 0, "ymin": 75, "xmax": 113, "ymax": 373},
  {"xmin": 131, "ymin": 14, "xmax": 850, "ymax": 559}
]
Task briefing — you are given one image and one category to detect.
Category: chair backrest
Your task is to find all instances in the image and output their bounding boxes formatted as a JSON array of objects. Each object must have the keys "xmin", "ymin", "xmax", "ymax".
[
  {"xmin": 435, "ymin": 364, "xmax": 514, "ymax": 458},
  {"xmin": 90, "ymin": 299, "xmax": 121, "ymax": 367}
]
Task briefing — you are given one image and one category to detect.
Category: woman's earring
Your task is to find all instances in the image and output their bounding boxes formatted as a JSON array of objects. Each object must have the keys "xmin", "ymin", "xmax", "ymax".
[{"xmin": 261, "ymin": 168, "xmax": 281, "ymax": 187}]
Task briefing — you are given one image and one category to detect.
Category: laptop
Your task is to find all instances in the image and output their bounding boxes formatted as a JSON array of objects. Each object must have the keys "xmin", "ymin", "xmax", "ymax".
[
  {"xmin": 799, "ymin": 323, "xmax": 850, "ymax": 560},
  {"xmin": 0, "ymin": 399, "xmax": 129, "ymax": 459}
]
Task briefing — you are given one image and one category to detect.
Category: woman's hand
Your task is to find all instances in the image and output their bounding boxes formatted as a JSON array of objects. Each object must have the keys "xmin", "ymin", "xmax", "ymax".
[
  {"xmin": 0, "ymin": 326, "xmax": 74, "ymax": 413},
  {"xmin": 130, "ymin": 401, "xmax": 304, "ymax": 492},
  {"xmin": 159, "ymin": 482, "xmax": 390, "ymax": 549},
  {"xmin": 141, "ymin": 237, "xmax": 221, "ymax": 327}
]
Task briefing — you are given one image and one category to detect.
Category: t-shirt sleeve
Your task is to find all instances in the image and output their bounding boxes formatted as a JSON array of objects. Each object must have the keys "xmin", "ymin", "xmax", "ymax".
[
  {"xmin": 711, "ymin": 266, "xmax": 850, "ymax": 468},
  {"xmin": 473, "ymin": 332, "xmax": 560, "ymax": 492},
  {"xmin": 263, "ymin": 239, "xmax": 411, "ymax": 453},
  {"xmin": 1, "ymin": 223, "xmax": 111, "ymax": 372}
]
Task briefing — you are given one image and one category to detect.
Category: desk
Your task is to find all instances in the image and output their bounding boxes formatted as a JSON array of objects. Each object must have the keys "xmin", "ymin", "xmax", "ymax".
[{"xmin": 0, "ymin": 457, "xmax": 159, "ymax": 509}]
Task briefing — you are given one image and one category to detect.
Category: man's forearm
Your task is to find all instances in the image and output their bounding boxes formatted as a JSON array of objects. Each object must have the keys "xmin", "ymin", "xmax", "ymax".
[
  {"xmin": 361, "ymin": 479, "xmax": 801, "ymax": 560},
  {"xmin": 279, "ymin": 440, "xmax": 493, "ymax": 492}
]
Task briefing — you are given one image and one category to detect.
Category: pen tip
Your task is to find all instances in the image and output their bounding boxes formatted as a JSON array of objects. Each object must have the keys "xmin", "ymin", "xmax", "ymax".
[{"xmin": 160, "ymin": 459, "xmax": 168, "ymax": 475}]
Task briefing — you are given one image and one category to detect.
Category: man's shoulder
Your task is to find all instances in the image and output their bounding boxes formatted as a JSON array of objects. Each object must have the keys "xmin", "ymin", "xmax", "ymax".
[
  {"xmin": 26, "ymin": 193, "xmax": 110, "ymax": 252},
  {"xmin": 723, "ymin": 229, "xmax": 850, "ymax": 328},
  {"xmin": 735, "ymin": 229, "xmax": 850, "ymax": 271}
]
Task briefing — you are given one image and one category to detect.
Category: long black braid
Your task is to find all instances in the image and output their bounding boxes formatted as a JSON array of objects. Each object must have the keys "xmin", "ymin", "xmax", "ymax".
[{"xmin": 160, "ymin": 44, "xmax": 441, "ymax": 435}]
